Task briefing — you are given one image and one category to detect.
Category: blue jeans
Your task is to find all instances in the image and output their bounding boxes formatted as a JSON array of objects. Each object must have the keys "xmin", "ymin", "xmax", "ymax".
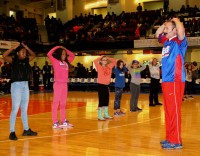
[
  {"xmin": 10, "ymin": 81, "xmax": 29, "ymax": 132},
  {"xmin": 114, "ymin": 87, "xmax": 123, "ymax": 110}
]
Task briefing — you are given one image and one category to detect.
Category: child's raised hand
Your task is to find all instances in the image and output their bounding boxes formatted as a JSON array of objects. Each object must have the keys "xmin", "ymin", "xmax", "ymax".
[{"xmin": 13, "ymin": 42, "xmax": 20, "ymax": 49}]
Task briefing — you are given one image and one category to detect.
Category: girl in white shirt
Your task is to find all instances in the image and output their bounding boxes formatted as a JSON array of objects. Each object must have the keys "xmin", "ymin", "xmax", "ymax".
[{"xmin": 149, "ymin": 58, "xmax": 162, "ymax": 106}]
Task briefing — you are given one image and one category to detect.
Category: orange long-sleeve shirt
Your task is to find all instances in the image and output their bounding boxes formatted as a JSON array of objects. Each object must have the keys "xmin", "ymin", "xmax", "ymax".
[{"xmin": 94, "ymin": 57, "xmax": 116, "ymax": 85}]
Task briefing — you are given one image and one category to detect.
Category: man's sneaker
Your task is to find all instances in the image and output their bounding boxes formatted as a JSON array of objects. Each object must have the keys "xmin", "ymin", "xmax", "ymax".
[
  {"xmin": 22, "ymin": 128, "xmax": 37, "ymax": 136},
  {"xmin": 160, "ymin": 140, "xmax": 169, "ymax": 145},
  {"xmin": 61, "ymin": 120, "xmax": 74, "ymax": 127},
  {"xmin": 162, "ymin": 143, "xmax": 183, "ymax": 150},
  {"xmin": 9, "ymin": 132, "xmax": 18, "ymax": 140},
  {"xmin": 52, "ymin": 121, "xmax": 61, "ymax": 129}
]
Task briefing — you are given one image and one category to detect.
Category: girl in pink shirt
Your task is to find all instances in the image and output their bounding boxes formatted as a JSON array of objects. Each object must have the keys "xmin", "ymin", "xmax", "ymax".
[
  {"xmin": 94, "ymin": 56, "xmax": 116, "ymax": 120},
  {"xmin": 47, "ymin": 46, "xmax": 75, "ymax": 128}
]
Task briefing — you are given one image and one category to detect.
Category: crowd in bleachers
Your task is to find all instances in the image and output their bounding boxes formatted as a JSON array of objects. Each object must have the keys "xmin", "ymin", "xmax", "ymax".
[
  {"xmin": 0, "ymin": 5, "xmax": 199, "ymax": 44},
  {"xmin": 0, "ymin": 14, "xmax": 38, "ymax": 42},
  {"xmin": 45, "ymin": 10, "xmax": 162, "ymax": 44},
  {"xmin": 44, "ymin": 4, "xmax": 200, "ymax": 44}
]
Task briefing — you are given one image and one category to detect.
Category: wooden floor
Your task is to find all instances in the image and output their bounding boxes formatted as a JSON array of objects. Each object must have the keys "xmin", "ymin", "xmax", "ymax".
[{"xmin": 0, "ymin": 91, "xmax": 200, "ymax": 156}]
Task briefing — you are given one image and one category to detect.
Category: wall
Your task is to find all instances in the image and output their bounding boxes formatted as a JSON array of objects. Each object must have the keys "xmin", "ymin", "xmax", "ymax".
[
  {"xmin": 144, "ymin": 1, "xmax": 163, "ymax": 11},
  {"xmin": 124, "ymin": 0, "xmax": 139, "ymax": 13},
  {"xmin": 93, "ymin": 7, "xmax": 107, "ymax": 18},
  {"xmin": 169, "ymin": 0, "xmax": 186, "ymax": 11},
  {"xmin": 191, "ymin": 49, "xmax": 200, "ymax": 66},
  {"xmin": 107, "ymin": 0, "xmax": 124, "ymax": 15},
  {"xmin": 73, "ymin": 0, "xmax": 91, "ymax": 17},
  {"xmin": 187, "ymin": 0, "xmax": 199, "ymax": 7},
  {"xmin": 56, "ymin": 0, "xmax": 73, "ymax": 23}
]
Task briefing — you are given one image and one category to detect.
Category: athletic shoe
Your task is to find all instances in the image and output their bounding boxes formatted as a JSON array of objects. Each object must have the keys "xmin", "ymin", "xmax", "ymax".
[
  {"xmin": 114, "ymin": 112, "xmax": 120, "ymax": 116},
  {"xmin": 149, "ymin": 104, "xmax": 155, "ymax": 107},
  {"xmin": 160, "ymin": 140, "xmax": 169, "ymax": 145},
  {"xmin": 9, "ymin": 132, "xmax": 18, "ymax": 140},
  {"xmin": 188, "ymin": 96, "xmax": 194, "ymax": 99},
  {"xmin": 130, "ymin": 109, "xmax": 137, "ymax": 112},
  {"xmin": 52, "ymin": 121, "xmax": 61, "ymax": 129},
  {"xmin": 136, "ymin": 107, "xmax": 142, "ymax": 111},
  {"xmin": 22, "ymin": 128, "xmax": 37, "ymax": 136},
  {"xmin": 162, "ymin": 143, "xmax": 183, "ymax": 150},
  {"xmin": 155, "ymin": 103, "xmax": 162, "ymax": 105},
  {"xmin": 61, "ymin": 120, "xmax": 74, "ymax": 127},
  {"xmin": 118, "ymin": 111, "xmax": 125, "ymax": 116}
]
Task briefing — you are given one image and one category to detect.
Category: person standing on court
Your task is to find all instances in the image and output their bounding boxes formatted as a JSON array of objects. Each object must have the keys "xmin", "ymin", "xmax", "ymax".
[
  {"xmin": 3, "ymin": 42, "xmax": 38, "ymax": 140},
  {"xmin": 32, "ymin": 62, "xmax": 40, "ymax": 91},
  {"xmin": 47, "ymin": 46, "xmax": 75, "ymax": 129},
  {"xmin": 42, "ymin": 61, "xmax": 52, "ymax": 90},
  {"xmin": 94, "ymin": 56, "xmax": 116, "ymax": 120},
  {"xmin": 149, "ymin": 58, "xmax": 162, "ymax": 107},
  {"xmin": 155, "ymin": 18, "xmax": 188, "ymax": 149},
  {"xmin": 127, "ymin": 60, "xmax": 146, "ymax": 112},
  {"xmin": 113, "ymin": 59, "xmax": 127, "ymax": 116}
]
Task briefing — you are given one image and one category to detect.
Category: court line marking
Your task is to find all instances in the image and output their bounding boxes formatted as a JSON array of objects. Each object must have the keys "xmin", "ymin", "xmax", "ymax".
[{"xmin": 0, "ymin": 116, "xmax": 161, "ymax": 143}]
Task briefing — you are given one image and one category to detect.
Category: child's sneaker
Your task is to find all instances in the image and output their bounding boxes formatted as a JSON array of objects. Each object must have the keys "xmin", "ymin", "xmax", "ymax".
[
  {"xmin": 52, "ymin": 121, "xmax": 61, "ymax": 129},
  {"xmin": 162, "ymin": 143, "xmax": 183, "ymax": 150},
  {"xmin": 114, "ymin": 112, "xmax": 120, "ymax": 116},
  {"xmin": 118, "ymin": 110, "xmax": 125, "ymax": 116},
  {"xmin": 22, "ymin": 128, "xmax": 37, "ymax": 136},
  {"xmin": 61, "ymin": 120, "xmax": 74, "ymax": 127}
]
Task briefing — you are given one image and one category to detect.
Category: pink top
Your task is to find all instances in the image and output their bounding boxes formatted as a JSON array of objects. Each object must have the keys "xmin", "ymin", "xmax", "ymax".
[
  {"xmin": 47, "ymin": 46, "xmax": 75, "ymax": 82},
  {"xmin": 94, "ymin": 57, "xmax": 116, "ymax": 85}
]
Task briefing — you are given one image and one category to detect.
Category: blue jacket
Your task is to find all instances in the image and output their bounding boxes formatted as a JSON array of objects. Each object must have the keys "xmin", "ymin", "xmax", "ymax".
[{"xmin": 113, "ymin": 67, "xmax": 127, "ymax": 88}]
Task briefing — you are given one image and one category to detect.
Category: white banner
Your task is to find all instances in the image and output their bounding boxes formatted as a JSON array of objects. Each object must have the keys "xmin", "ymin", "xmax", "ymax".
[
  {"xmin": 0, "ymin": 41, "xmax": 19, "ymax": 49},
  {"xmin": 134, "ymin": 39, "xmax": 163, "ymax": 48},
  {"xmin": 187, "ymin": 37, "xmax": 200, "ymax": 46}
]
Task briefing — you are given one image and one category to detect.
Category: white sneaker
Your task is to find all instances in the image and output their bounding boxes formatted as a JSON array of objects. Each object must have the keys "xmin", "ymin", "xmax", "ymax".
[{"xmin": 61, "ymin": 120, "xmax": 74, "ymax": 127}]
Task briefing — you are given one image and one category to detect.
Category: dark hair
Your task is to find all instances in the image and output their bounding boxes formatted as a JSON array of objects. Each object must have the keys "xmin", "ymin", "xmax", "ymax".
[
  {"xmin": 13, "ymin": 44, "xmax": 26, "ymax": 58},
  {"xmin": 171, "ymin": 21, "xmax": 176, "ymax": 28},
  {"xmin": 193, "ymin": 61, "xmax": 197, "ymax": 66},
  {"xmin": 132, "ymin": 60, "xmax": 139, "ymax": 64},
  {"xmin": 52, "ymin": 48, "xmax": 70, "ymax": 65},
  {"xmin": 117, "ymin": 59, "xmax": 124, "ymax": 71},
  {"xmin": 131, "ymin": 60, "xmax": 139, "ymax": 69}
]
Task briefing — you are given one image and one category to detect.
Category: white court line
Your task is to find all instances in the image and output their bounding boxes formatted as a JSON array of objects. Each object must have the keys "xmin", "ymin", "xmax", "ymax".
[{"xmin": 0, "ymin": 116, "xmax": 161, "ymax": 143}]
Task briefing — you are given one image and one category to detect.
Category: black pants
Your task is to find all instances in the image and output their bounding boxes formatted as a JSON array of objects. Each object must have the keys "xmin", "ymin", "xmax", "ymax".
[
  {"xmin": 149, "ymin": 78, "xmax": 160, "ymax": 105},
  {"xmin": 33, "ymin": 77, "xmax": 39, "ymax": 91},
  {"xmin": 43, "ymin": 74, "xmax": 51, "ymax": 89},
  {"xmin": 98, "ymin": 84, "xmax": 109, "ymax": 107},
  {"xmin": 185, "ymin": 81, "xmax": 192, "ymax": 95}
]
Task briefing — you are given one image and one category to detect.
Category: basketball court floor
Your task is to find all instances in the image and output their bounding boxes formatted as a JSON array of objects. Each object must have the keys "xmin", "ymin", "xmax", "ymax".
[{"xmin": 0, "ymin": 91, "xmax": 200, "ymax": 155}]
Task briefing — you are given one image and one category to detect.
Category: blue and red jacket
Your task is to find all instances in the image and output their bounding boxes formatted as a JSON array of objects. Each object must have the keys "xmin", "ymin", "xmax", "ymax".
[{"xmin": 159, "ymin": 34, "xmax": 188, "ymax": 82}]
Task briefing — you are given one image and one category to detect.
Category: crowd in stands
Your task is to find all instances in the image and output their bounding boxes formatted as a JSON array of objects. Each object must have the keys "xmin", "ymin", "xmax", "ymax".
[
  {"xmin": 0, "ymin": 4, "xmax": 199, "ymax": 44},
  {"xmin": 44, "ymin": 4, "xmax": 200, "ymax": 44},
  {"xmin": 0, "ymin": 14, "xmax": 38, "ymax": 42},
  {"xmin": 45, "ymin": 10, "xmax": 162, "ymax": 44}
]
